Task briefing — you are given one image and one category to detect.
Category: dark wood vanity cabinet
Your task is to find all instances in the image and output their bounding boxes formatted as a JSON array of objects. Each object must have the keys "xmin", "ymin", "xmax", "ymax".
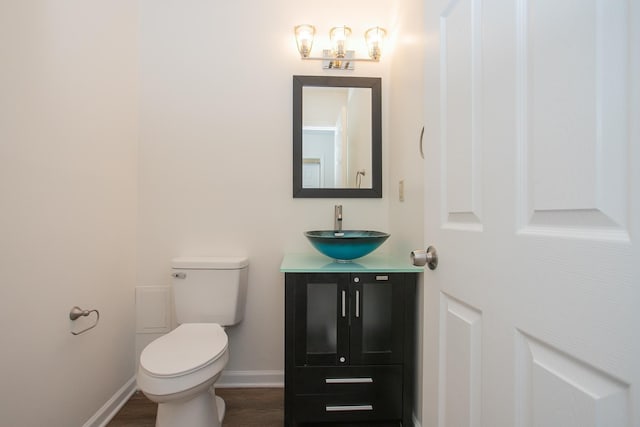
[{"xmin": 285, "ymin": 272, "xmax": 417, "ymax": 427}]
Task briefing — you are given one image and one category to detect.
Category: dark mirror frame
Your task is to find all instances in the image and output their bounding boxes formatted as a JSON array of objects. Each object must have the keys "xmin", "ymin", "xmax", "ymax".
[{"xmin": 293, "ymin": 75, "xmax": 382, "ymax": 198}]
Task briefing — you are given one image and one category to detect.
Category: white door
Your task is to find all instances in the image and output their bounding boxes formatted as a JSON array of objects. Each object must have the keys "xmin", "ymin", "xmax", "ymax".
[{"xmin": 422, "ymin": 1, "xmax": 640, "ymax": 426}]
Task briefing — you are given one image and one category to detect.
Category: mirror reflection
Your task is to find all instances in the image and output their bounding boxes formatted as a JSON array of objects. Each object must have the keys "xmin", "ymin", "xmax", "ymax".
[
  {"xmin": 302, "ymin": 87, "xmax": 372, "ymax": 189},
  {"xmin": 293, "ymin": 76, "xmax": 382, "ymax": 198}
]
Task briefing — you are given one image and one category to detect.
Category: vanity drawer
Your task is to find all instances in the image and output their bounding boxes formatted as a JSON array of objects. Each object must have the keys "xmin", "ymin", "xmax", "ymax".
[
  {"xmin": 293, "ymin": 389, "xmax": 402, "ymax": 423},
  {"xmin": 294, "ymin": 365, "xmax": 402, "ymax": 395}
]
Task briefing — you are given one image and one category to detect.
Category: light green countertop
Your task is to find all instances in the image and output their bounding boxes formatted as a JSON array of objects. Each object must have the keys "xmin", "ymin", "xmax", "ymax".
[{"xmin": 280, "ymin": 253, "xmax": 424, "ymax": 273}]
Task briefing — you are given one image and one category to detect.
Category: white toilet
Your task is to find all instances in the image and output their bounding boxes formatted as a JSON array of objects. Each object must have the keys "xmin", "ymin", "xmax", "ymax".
[{"xmin": 137, "ymin": 256, "xmax": 249, "ymax": 427}]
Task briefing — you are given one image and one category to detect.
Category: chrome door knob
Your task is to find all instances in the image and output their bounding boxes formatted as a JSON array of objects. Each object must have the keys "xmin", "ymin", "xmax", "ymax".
[{"xmin": 411, "ymin": 246, "xmax": 438, "ymax": 270}]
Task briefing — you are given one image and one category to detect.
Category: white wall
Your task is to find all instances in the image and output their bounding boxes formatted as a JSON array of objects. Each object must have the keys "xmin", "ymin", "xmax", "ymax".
[
  {"xmin": 0, "ymin": 1, "xmax": 138, "ymax": 426},
  {"xmin": 137, "ymin": 0, "xmax": 395, "ymax": 377},
  {"xmin": 388, "ymin": 0, "xmax": 426, "ymax": 422}
]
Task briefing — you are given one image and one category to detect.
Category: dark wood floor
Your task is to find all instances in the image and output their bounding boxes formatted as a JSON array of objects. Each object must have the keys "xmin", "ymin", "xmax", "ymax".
[{"xmin": 107, "ymin": 388, "xmax": 284, "ymax": 427}]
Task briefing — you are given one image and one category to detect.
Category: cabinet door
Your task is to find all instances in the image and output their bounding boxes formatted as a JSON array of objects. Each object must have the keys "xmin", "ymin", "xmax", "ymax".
[
  {"xmin": 349, "ymin": 273, "xmax": 404, "ymax": 365},
  {"xmin": 292, "ymin": 273, "xmax": 350, "ymax": 366}
]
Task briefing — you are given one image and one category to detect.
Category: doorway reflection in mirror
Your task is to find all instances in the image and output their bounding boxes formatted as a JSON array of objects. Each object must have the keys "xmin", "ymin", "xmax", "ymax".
[{"xmin": 302, "ymin": 86, "xmax": 372, "ymax": 189}]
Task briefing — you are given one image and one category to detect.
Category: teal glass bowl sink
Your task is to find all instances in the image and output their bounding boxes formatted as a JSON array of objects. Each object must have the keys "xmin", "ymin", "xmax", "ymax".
[{"xmin": 304, "ymin": 230, "xmax": 390, "ymax": 262}]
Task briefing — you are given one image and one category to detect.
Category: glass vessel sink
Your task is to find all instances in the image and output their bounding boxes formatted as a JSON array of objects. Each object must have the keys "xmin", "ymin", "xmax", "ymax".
[{"xmin": 304, "ymin": 230, "xmax": 390, "ymax": 262}]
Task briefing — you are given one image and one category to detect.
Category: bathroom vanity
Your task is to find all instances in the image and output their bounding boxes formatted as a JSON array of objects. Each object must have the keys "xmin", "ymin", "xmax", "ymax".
[{"xmin": 281, "ymin": 254, "xmax": 422, "ymax": 426}]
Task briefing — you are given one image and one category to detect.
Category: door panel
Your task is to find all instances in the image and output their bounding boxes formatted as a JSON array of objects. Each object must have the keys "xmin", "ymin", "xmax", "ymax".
[
  {"xmin": 350, "ymin": 273, "xmax": 404, "ymax": 365},
  {"xmin": 423, "ymin": 0, "xmax": 639, "ymax": 426},
  {"xmin": 293, "ymin": 273, "xmax": 350, "ymax": 366},
  {"xmin": 360, "ymin": 283, "xmax": 393, "ymax": 352},
  {"xmin": 439, "ymin": 294, "xmax": 482, "ymax": 427},
  {"xmin": 515, "ymin": 0, "xmax": 630, "ymax": 238},
  {"xmin": 306, "ymin": 282, "xmax": 338, "ymax": 355},
  {"xmin": 515, "ymin": 332, "xmax": 630, "ymax": 427},
  {"xmin": 441, "ymin": 0, "xmax": 483, "ymax": 231}
]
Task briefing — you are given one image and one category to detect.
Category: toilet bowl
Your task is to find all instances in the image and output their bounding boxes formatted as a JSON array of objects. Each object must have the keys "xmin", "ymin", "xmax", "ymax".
[
  {"xmin": 137, "ymin": 256, "xmax": 249, "ymax": 427},
  {"xmin": 137, "ymin": 323, "xmax": 229, "ymax": 427}
]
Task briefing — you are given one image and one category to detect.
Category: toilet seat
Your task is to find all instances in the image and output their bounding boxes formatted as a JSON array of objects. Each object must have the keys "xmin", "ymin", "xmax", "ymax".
[{"xmin": 140, "ymin": 323, "xmax": 228, "ymax": 378}]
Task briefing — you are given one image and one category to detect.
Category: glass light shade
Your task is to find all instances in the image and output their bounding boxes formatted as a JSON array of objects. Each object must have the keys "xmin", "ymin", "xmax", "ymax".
[
  {"xmin": 329, "ymin": 26, "xmax": 352, "ymax": 58},
  {"xmin": 365, "ymin": 27, "xmax": 387, "ymax": 60},
  {"xmin": 295, "ymin": 24, "xmax": 316, "ymax": 58}
]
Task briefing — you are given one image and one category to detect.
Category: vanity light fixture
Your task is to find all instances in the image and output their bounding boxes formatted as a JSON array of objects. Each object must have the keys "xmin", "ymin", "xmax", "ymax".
[
  {"xmin": 330, "ymin": 25, "xmax": 351, "ymax": 59},
  {"xmin": 294, "ymin": 24, "xmax": 387, "ymax": 70},
  {"xmin": 294, "ymin": 24, "xmax": 316, "ymax": 58},
  {"xmin": 365, "ymin": 26, "xmax": 387, "ymax": 61}
]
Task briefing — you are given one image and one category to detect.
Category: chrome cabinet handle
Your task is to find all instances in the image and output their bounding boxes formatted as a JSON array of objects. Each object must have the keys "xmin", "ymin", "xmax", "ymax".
[
  {"xmin": 419, "ymin": 125, "xmax": 425, "ymax": 159},
  {"xmin": 341, "ymin": 290, "xmax": 346, "ymax": 317},
  {"xmin": 325, "ymin": 377, "xmax": 373, "ymax": 384},
  {"xmin": 411, "ymin": 246, "xmax": 438, "ymax": 270},
  {"xmin": 355, "ymin": 290, "xmax": 360, "ymax": 318},
  {"xmin": 326, "ymin": 405, "xmax": 373, "ymax": 412}
]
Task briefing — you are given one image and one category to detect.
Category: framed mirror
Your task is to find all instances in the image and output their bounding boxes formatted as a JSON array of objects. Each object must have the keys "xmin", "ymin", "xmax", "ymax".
[{"xmin": 293, "ymin": 75, "xmax": 382, "ymax": 198}]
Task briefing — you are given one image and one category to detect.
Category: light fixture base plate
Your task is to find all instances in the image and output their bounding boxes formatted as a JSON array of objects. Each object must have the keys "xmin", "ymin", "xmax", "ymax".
[{"xmin": 322, "ymin": 49, "xmax": 355, "ymax": 70}]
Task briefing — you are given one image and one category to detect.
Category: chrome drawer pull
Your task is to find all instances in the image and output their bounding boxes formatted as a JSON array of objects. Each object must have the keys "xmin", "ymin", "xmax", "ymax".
[
  {"xmin": 326, "ymin": 404, "xmax": 373, "ymax": 412},
  {"xmin": 325, "ymin": 377, "xmax": 373, "ymax": 384}
]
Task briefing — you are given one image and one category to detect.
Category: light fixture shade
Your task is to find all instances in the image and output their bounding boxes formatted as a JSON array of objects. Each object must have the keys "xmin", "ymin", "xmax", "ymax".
[
  {"xmin": 294, "ymin": 24, "xmax": 316, "ymax": 58},
  {"xmin": 329, "ymin": 26, "xmax": 352, "ymax": 58},
  {"xmin": 365, "ymin": 27, "xmax": 387, "ymax": 60}
]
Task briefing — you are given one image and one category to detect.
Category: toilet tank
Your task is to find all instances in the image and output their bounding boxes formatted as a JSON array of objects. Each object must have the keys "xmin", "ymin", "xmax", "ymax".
[{"xmin": 171, "ymin": 256, "xmax": 249, "ymax": 326}]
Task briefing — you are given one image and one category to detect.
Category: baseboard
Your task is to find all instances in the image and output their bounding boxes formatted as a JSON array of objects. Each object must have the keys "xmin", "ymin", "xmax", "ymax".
[
  {"xmin": 216, "ymin": 370, "xmax": 284, "ymax": 388},
  {"xmin": 83, "ymin": 376, "xmax": 137, "ymax": 427}
]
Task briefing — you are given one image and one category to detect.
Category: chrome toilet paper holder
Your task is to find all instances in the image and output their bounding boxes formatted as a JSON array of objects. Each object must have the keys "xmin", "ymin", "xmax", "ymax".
[{"xmin": 69, "ymin": 306, "xmax": 100, "ymax": 335}]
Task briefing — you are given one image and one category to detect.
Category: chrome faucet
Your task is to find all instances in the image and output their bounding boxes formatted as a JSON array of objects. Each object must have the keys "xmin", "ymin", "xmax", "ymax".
[{"xmin": 334, "ymin": 205, "xmax": 343, "ymax": 231}]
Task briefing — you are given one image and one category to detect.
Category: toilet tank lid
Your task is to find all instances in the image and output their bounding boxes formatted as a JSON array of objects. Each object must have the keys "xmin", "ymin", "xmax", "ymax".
[{"xmin": 171, "ymin": 256, "xmax": 249, "ymax": 269}]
